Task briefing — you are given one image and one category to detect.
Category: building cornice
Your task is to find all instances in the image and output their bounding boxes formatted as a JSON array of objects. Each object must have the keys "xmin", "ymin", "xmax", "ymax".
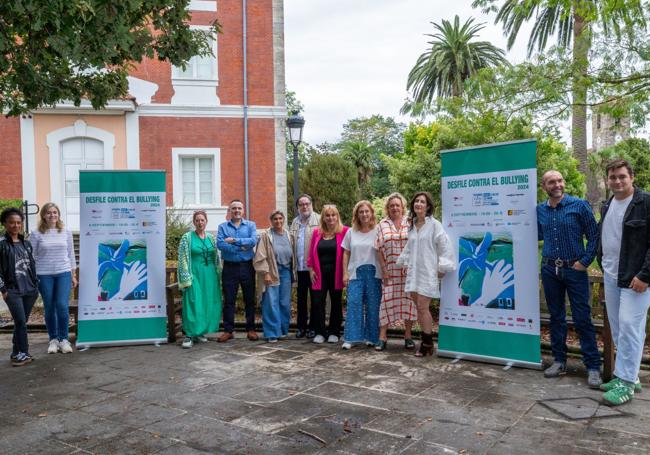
[
  {"xmin": 137, "ymin": 104, "xmax": 287, "ymax": 118},
  {"xmin": 33, "ymin": 100, "xmax": 137, "ymax": 115}
]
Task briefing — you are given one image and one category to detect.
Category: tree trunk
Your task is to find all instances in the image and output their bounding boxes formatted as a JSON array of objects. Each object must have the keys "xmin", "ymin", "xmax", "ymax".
[{"xmin": 572, "ymin": 13, "xmax": 599, "ymax": 206}]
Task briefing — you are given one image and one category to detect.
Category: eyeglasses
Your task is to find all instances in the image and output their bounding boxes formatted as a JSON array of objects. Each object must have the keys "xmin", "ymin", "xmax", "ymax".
[{"xmin": 298, "ymin": 202, "xmax": 311, "ymax": 207}]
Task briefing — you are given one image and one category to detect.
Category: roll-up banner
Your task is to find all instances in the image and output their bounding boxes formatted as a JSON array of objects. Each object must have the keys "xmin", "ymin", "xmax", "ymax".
[
  {"xmin": 77, "ymin": 170, "xmax": 168, "ymax": 347},
  {"xmin": 439, "ymin": 140, "xmax": 541, "ymax": 369}
]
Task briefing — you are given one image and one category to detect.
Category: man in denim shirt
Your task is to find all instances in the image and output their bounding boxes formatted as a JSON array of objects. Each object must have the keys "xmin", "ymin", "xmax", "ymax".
[
  {"xmin": 217, "ymin": 200, "xmax": 259, "ymax": 342},
  {"xmin": 537, "ymin": 170, "xmax": 601, "ymax": 388}
]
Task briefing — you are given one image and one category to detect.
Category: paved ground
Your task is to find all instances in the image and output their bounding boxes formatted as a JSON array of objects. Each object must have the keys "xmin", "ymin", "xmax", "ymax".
[{"xmin": 1, "ymin": 332, "xmax": 649, "ymax": 455}]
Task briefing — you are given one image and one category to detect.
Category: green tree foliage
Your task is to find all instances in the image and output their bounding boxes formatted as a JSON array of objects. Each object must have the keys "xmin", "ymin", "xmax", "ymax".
[
  {"xmin": 165, "ymin": 210, "xmax": 191, "ymax": 262},
  {"xmin": 589, "ymin": 138, "xmax": 650, "ymax": 198},
  {"xmin": 402, "ymin": 15, "xmax": 508, "ymax": 115},
  {"xmin": 334, "ymin": 115, "xmax": 406, "ymax": 199},
  {"xmin": 472, "ymin": 0, "xmax": 645, "ymax": 202},
  {"xmin": 0, "ymin": 1, "xmax": 218, "ymax": 116},
  {"xmin": 299, "ymin": 154, "xmax": 359, "ymax": 225},
  {"xmin": 385, "ymin": 109, "xmax": 583, "ymax": 216}
]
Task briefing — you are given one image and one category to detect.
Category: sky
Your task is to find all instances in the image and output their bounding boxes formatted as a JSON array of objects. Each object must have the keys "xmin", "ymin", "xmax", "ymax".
[{"xmin": 284, "ymin": 0, "xmax": 537, "ymax": 146}]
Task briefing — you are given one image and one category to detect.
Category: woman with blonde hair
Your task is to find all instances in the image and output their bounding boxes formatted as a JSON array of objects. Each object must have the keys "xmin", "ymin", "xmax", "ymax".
[
  {"xmin": 177, "ymin": 211, "xmax": 222, "ymax": 349},
  {"xmin": 254, "ymin": 210, "xmax": 295, "ymax": 342},
  {"xmin": 374, "ymin": 193, "xmax": 417, "ymax": 351},
  {"xmin": 397, "ymin": 192, "xmax": 456, "ymax": 357},
  {"xmin": 307, "ymin": 204, "xmax": 349, "ymax": 344},
  {"xmin": 30, "ymin": 202, "xmax": 77, "ymax": 354},
  {"xmin": 341, "ymin": 200, "xmax": 382, "ymax": 350}
]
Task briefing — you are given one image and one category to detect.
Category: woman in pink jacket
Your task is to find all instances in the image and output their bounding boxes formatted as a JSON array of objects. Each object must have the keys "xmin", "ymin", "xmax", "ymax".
[{"xmin": 307, "ymin": 204, "xmax": 349, "ymax": 344}]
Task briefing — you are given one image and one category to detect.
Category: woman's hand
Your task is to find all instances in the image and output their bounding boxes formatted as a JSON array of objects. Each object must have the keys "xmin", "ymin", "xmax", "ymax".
[
  {"xmin": 437, "ymin": 271, "xmax": 445, "ymax": 279},
  {"xmin": 309, "ymin": 269, "xmax": 317, "ymax": 283},
  {"xmin": 343, "ymin": 272, "xmax": 349, "ymax": 288},
  {"xmin": 264, "ymin": 272, "xmax": 273, "ymax": 286},
  {"xmin": 72, "ymin": 274, "xmax": 78, "ymax": 288}
]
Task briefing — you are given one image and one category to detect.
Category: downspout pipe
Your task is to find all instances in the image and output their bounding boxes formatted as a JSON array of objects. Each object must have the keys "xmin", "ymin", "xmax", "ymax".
[{"xmin": 242, "ymin": 0, "xmax": 250, "ymax": 216}]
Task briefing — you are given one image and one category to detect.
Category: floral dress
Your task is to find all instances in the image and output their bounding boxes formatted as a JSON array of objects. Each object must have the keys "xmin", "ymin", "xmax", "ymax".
[{"xmin": 375, "ymin": 217, "xmax": 417, "ymax": 326}]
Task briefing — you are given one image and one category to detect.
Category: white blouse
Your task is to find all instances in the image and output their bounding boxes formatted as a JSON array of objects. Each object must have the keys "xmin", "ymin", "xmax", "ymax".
[
  {"xmin": 397, "ymin": 217, "xmax": 456, "ymax": 298},
  {"xmin": 30, "ymin": 228, "xmax": 76, "ymax": 275}
]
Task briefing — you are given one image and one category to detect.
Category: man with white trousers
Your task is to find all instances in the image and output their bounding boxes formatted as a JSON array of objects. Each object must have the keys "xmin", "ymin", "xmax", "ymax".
[{"xmin": 598, "ymin": 159, "xmax": 650, "ymax": 405}]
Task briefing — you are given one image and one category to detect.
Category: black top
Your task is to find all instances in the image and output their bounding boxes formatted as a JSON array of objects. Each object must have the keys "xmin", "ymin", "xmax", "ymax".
[
  {"xmin": 12, "ymin": 242, "xmax": 37, "ymax": 295},
  {"xmin": 317, "ymin": 237, "xmax": 337, "ymax": 271}
]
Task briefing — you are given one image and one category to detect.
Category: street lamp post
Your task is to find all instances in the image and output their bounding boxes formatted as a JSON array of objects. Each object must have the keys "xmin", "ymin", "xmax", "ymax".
[{"xmin": 286, "ymin": 114, "xmax": 305, "ymax": 205}]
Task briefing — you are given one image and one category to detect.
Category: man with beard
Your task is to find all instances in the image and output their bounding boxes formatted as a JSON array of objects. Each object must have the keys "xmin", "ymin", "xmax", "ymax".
[{"xmin": 537, "ymin": 170, "xmax": 601, "ymax": 388}]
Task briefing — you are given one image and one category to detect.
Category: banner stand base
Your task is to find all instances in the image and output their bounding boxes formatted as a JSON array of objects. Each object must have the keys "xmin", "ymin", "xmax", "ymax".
[
  {"xmin": 437, "ymin": 349, "xmax": 542, "ymax": 370},
  {"xmin": 76, "ymin": 338, "xmax": 168, "ymax": 350}
]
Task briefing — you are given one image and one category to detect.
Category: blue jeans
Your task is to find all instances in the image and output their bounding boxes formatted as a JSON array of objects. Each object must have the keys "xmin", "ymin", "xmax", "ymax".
[
  {"xmin": 38, "ymin": 272, "xmax": 72, "ymax": 341},
  {"xmin": 541, "ymin": 264, "xmax": 600, "ymax": 370},
  {"xmin": 344, "ymin": 264, "xmax": 382, "ymax": 345},
  {"xmin": 261, "ymin": 264, "xmax": 292, "ymax": 339},
  {"xmin": 604, "ymin": 273, "xmax": 650, "ymax": 383}
]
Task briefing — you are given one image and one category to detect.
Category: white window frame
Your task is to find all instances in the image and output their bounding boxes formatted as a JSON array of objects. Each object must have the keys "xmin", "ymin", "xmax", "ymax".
[
  {"xmin": 171, "ymin": 26, "xmax": 218, "ymax": 83},
  {"xmin": 172, "ymin": 148, "xmax": 221, "ymax": 208},
  {"xmin": 189, "ymin": 0, "xmax": 217, "ymax": 12}
]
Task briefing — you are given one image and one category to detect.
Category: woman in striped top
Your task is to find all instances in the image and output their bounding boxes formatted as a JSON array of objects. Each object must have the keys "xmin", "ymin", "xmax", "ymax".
[{"xmin": 29, "ymin": 203, "xmax": 77, "ymax": 354}]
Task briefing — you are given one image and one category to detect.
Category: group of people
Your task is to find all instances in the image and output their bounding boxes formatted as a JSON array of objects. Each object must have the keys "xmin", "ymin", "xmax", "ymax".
[
  {"xmin": 537, "ymin": 159, "xmax": 650, "ymax": 406},
  {"xmin": 178, "ymin": 192, "xmax": 455, "ymax": 358},
  {"xmin": 1, "ymin": 158, "xmax": 648, "ymax": 407},
  {"xmin": 0, "ymin": 203, "xmax": 77, "ymax": 366}
]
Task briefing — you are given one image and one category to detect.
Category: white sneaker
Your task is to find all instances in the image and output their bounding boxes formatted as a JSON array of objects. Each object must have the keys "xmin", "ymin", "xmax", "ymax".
[
  {"xmin": 59, "ymin": 339, "xmax": 73, "ymax": 354},
  {"xmin": 342, "ymin": 342, "xmax": 352, "ymax": 350},
  {"xmin": 181, "ymin": 337, "xmax": 193, "ymax": 349},
  {"xmin": 195, "ymin": 335, "xmax": 208, "ymax": 343},
  {"xmin": 47, "ymin": 339, "xmax": 60, "ymax": 354},
  {"xmin": 268, "ymin": 338, "xmax": 278, "ymax": 343},
  {"xmin": 327, "ymin": 335, "xmax": 339, "ymax": 343},
  {"xmin": 313, "ymin": 335, "xmax": 325, "ymax": 344}
]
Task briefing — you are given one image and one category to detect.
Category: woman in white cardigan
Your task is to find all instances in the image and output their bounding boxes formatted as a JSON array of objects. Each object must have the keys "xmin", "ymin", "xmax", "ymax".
[{"xmin": 397, "ymin": 192, "xmax": 456, "ymax": 357}]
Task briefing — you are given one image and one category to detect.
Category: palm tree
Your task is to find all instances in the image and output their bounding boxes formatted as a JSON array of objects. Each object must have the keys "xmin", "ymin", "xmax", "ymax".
[
  {"xmin": 341, "ymin": 141, "xmax": 373, "ymax": 192},
  {"xmin": 488, "ymin": 0, "xmax": 644, "ymax": 201},
  {"xmin": 403, "ymin": 15, "xmax": 509, "ymax": 112}
]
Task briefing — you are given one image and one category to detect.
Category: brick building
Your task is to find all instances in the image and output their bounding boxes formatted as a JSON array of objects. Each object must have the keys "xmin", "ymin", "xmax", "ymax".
[{"xmin": 0, "ymin": 0, "xmax": 287, "ymax": 232}]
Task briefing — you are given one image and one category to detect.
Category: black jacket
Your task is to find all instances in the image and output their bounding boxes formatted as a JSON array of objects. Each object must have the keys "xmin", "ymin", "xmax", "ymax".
[
  {"xmin": 0, "ymin": 232, "xmax": 38, "ymax": 294},
  {"xmin": 597, "ymin": 187, "xmax": 650, "ymax": 287}
]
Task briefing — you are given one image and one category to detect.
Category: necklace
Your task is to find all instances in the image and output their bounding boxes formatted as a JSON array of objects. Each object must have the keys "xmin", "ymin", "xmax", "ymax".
[{"xmin": 196, "ymin": 232, "xmax": 211, "ymax": 265}]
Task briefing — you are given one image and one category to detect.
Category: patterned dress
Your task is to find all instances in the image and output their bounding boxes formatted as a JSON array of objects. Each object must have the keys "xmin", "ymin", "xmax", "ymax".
[{"xmin": 376, "ymin": 217, "xmax": 417, "ymax": 326}]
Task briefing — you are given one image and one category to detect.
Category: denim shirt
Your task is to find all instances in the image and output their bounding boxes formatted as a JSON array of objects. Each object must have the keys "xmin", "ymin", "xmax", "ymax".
[
  {"xmin": 537, "ymin": 194, "xmax": 599, "ymax": 267},
  {"xmin": 217, "ymin": 219, "xmax": 258, "ymax": 262}
]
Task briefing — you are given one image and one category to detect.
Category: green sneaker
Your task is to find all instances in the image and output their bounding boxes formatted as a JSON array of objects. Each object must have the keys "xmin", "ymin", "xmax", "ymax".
[
  {"xmin": 602, "ymin": 382, "xmax": 635, "ymax": 406},
  {"xmin": 600, "ymin": 377, "xmax": 642, "ymax": 393}
]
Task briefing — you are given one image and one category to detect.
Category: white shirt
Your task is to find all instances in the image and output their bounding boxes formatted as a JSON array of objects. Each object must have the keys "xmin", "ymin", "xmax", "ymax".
[
  {"xmin": 30, "ymin": 228, "xmax": 76, "ymax": 275},
  {"xmin": 342, "ymin": 227, "xmax": 382, "ymax": 280},
  {"xmin": 601, "ymin": 194, "xmax": 633, "ymax": 279},
  {"xmin": 397, "ymin": 217, "xmax": 456, "ymax": 299}
]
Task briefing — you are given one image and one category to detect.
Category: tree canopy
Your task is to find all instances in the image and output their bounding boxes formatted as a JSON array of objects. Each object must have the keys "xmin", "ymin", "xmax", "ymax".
[{"xmin": 0, "ymin": 0, "xmax": 218, "ymax": 115}]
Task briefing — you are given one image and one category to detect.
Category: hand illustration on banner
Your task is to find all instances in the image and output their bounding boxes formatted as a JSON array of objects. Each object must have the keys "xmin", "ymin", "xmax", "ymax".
[
  {"xmin": 110, "ymin": 261, "xmax": 147, "ymax": 301},
  {"xmin": 98, "ymin": 239, "xmax": 148, "ymax": 301},
  {"xmin": 472, "ymin": 259, "xmax": 514, "ymax": 307},
  {"xmin": 458, "ymin": 232, "xmax": 515, "ymax": 308}
]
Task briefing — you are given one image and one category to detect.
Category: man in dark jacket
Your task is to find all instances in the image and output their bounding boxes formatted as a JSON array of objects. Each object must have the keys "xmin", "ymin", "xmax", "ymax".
[{"xmin": 598, "ymin": 159, "xmax": 650, "ymax": 405}]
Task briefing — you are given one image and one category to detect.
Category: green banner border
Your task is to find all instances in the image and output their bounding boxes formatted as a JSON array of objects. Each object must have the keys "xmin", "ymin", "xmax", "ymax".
[
  {"xmin": 441, "ymin": 139, "xmax": 536, "ymax": 177},
  {"xmin": 80, "ymin": 170, "xmax": 166, "ymax": 193},
  {"xmin": 438, "ymin": 325, "xmax": 541, "ymax": 363},
  {"xmin": 77, "ymin": 317, "xmax": 167, "ymax": 343}
]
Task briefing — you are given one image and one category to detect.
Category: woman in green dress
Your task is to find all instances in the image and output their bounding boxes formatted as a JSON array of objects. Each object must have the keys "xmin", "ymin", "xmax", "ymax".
[{"xmin": 177, "ymin": 211, "xmax": 222, "ymax": 348}]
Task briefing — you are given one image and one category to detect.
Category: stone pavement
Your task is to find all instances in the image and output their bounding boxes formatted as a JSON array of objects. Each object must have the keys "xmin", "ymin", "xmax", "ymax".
[{"xmin": 1, "ymin": 332, "xmax": 649, "ymax": 455}]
